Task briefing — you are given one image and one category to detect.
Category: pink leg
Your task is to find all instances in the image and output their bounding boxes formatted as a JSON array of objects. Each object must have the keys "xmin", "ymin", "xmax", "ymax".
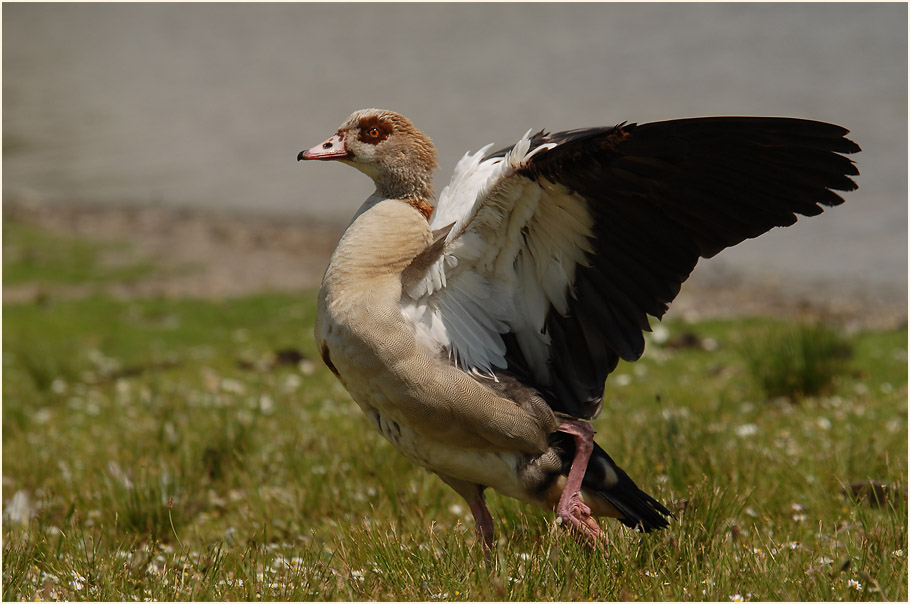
[
  {"xmin": 469, "ymin": 498, "xmax": 495, "ymax": 560},
  {"xmin": 555, "ymin": 419, "xmax": 603, "ymax": 543},
  {"xmin": 437, "ymin": 475, "xmax": 495, "ymax": 563}
]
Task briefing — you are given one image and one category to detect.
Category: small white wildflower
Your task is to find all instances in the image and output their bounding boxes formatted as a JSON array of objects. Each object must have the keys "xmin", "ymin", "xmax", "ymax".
[
  {"xmin": 792, "ymin": 513, "xmax": 807, "ymax": 522},
  {"xmin": 33, "ymin": 408, "xmax": 54, "ymax": 425},
  {"xmin": 735, "ymin": 423, "xmax": 759, "ymax": 437},
  {"xmin": 220, "ymin": 378, "xmax": 245, "ymax": 395},
  {"xmin": 448, "ymin": 503, "xmax": 465, "ymax": 516},
  {"xmin": 893, "ymin": 549, "xmax": 903, "ymax": 557},
  {"xmin": 816, "ymin": 417, "xmax": 832, "ymax": 430},
  {"xmin": 817, "ymin": 556, "xmax": 833, "ymax": 565},
  {"xmin": 299, "ymin": 359, "xmax": 316, "ymax": 375},
  {"xmin": 87, "ymin": 348, "xmax": 120, "ymax": 373},
  {"xmin": 3, "ymin": 490, "xmax": 35, "ymax": 525},
  {"xmin": 108, "ymin": 461, "xmax": 133, "ymax": 489},
  {"xmin": 613, "ymin": 374, "xmax": 632, "ymax": 387},
  {"xmin": 847, "ymin": 578, "xmax": 863, "ymax": 591},
  {"xmin": 650, "ymin": 324, "xmax": 670, "ymax": 344},
  {"xmin": 730, "ymin": 594, "xmax": 744, "ymax": 602},
  {"xmin": 283, "ymin": 374, "xmax": 303, "ymax": 392},
  {"xmin": 349, "ymin": 569, "xmax": 364, "ymax": 582}
]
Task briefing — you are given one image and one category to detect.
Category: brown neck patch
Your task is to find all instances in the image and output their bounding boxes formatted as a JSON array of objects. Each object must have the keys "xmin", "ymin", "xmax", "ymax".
[{"xmin": 406, "ymin": 198, "xmax": 434, "ymax": 221}]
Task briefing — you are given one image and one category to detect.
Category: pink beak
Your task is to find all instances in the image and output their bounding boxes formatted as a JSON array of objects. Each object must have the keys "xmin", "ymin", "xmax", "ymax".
[{"xmin": 298, "ymin": 133, "xmax": 350, "ymax": 161}]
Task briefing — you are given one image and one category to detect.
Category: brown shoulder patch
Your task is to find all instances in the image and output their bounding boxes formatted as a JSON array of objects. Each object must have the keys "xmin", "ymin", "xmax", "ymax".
[
  {"xmin": 357, "ymin": 115, "xmax": 393, "ymax": 145},
  {"xmin": 406, "ymin": 198, "xmax": 434, "ymax": 221},
  {"xmin": 401, "ymin": 222, "xmax": 453, "ymax": 289},
  {"xmin": 319, "ymin": 341, "xmax": 341, "ymax": 379}
]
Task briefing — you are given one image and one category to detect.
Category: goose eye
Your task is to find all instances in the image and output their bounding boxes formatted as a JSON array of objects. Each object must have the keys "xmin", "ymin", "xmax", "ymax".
[{"xmin": 358, "ymin": 122, "xmax": 390, "ymax": 145}]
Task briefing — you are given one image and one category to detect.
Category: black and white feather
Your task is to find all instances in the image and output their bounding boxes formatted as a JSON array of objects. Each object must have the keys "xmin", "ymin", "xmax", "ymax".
[{"xmin": 401, "ymin": 117, "xmax": 860, "ymax": 418}]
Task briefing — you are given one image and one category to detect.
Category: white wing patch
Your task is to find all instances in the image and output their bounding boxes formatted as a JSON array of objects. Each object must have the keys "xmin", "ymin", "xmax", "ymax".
[{"xmin": 402, "ymin": 132, "xmax": 594, "ymax": 379}]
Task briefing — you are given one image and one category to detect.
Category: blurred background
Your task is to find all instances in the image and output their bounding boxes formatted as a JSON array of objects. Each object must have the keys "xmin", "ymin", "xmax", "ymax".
[{"xmin": 3, "ymin": 2, "xmax": 907, "ymax": 311}]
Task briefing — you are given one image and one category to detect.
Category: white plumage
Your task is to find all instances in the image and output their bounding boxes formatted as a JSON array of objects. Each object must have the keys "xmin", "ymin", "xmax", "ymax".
[{"xmin": 406, "ymin": 133, "xmax": 592, "ymax": 380}]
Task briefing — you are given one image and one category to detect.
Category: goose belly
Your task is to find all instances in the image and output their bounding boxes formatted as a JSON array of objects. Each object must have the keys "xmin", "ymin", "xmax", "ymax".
[
  {"xmin": 358, "ymin": 396, "xmax": 534, "ymax": 503},
  {"xmin": 316, "ymin": 291, "xmax": 539, "ymax": 507}
]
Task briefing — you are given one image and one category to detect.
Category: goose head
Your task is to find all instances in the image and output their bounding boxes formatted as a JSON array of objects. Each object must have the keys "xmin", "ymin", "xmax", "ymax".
[{"xmin": 299, "ymin": 109, "xmax": 438, "ymax": 201}]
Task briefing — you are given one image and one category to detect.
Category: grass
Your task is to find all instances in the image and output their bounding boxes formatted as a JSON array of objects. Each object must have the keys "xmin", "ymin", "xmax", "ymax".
[
  {"xmin": 739, "ymin": 322, "xmax": 853, "ymax": 400},
  {"xmin": 2, "ymin": 215, "xmax": 156, "ymax": 288},
  {"xmin": 2, "ymin": 219, "xmax": 907, "ymax": 601}
]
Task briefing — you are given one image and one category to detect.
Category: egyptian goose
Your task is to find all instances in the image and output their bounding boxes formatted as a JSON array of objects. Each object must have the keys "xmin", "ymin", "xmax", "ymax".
[{"xmin": 298, "ymin": 109, "xmax": 859, "ymax": 552}]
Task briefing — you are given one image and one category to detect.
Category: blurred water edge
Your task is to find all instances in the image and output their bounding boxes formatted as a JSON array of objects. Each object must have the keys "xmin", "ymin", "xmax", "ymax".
[{"xmin": 2, "ymin": 3, "xmax": 906, "ymax": 304}]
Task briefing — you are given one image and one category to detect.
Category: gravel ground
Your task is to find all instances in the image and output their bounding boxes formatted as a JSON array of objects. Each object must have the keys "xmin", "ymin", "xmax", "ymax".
[{"xmin": 4, "ymin": 199, "xmax": 906, "ymax": 331}]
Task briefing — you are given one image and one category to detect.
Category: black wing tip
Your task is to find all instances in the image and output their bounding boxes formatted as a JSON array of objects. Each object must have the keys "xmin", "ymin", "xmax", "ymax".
[
  {"xmin": 607, "ymin": 485, "xmax": 674, "ymax": 532},
  {"xmin": 586, "ymin": 445, "xmax": 674, "ymax": 532}
]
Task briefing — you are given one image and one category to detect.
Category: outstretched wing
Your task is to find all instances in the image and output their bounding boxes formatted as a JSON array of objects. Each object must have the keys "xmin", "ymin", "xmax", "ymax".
[{"xmin": 400, "ymin": 117, "xmax": 860, "ymax": 419}]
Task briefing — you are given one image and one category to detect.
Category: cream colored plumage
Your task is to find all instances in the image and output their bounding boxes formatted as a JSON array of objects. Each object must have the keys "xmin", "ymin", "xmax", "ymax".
[{"xmin": 298, "ymin": 108, "xmax": 859, "ymax": 554}]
